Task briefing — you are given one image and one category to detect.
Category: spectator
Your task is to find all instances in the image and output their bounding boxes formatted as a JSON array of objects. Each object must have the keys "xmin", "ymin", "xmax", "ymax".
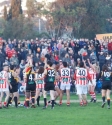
[
  {"xmin": 20, "ymin": 60, "xmax": 25, "ymax": 80},
  {"xmin": 90, "ymin": 51, "xmax": 97, "ymax": 64},
  {"xmin": 10, "ymin": 54, "xmax": 19, "ymax": 66},
  {"xmin": 99, "ymin": 52, "xmax": 106, "ymax": 71}
]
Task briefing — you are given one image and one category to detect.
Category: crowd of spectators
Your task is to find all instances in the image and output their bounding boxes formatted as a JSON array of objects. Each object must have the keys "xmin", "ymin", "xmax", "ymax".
[{"xmin": 0, "ymin": 37, "xmax": 112, "ymax": 92}]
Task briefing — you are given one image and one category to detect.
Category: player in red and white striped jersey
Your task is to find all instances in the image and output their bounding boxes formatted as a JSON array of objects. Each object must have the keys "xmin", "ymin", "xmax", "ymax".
[
  {"xmin": 74, "ymin": 62, "xmax": 92, "ymax": 106},
  {"xmin": 59, "ymin": 62, "xmax": 71, "ymax": 106},
  {"xmin": 84, "ymin": 59, "xmax": 97, "ymax": 102},
  {"xmin": 35, "ymin": 66, "xmax": 44, "ymax": 106},
  {"xmin": 0, "ymin": 63, "xmax": 12, "ymax": 108}
]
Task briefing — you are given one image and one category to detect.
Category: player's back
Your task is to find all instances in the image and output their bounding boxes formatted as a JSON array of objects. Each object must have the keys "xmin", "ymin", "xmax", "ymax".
[{"xmin": 75, "ymin": 68, "xmax": 88, "ymax": 85}]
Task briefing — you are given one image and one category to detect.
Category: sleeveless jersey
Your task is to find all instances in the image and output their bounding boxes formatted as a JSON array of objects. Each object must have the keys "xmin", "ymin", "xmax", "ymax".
[
  {"xmin": 60, "ymin": 68, "xmax": 70, "ymax": 84},
  {"xmin": 0, "ymin": 71, "xmax": 8, "ymax": 89},
  {"xmin": 75, "ymin": 68, "xmax": 90, "ymax": 85},
  {"xmin": 36, "ymin": 73, "xmax": 44, "ymax": 89},
  {"xmin": 89, "ymin": 68, "xmax": 96, "ymax": 80},
  {"xmin": 45, "ymin": 68, "xmax": 55, "ymax": 83},
  {"xmin": 9, "ymin": 70, "xmax": 17, "ymax": 86},
  {"xmin": 27, "ymin": 72, "xmax": 35, "ymax": 85},
  {"xmin": 101, "ymin": 71, "xmax": 112, "ymax": 83}
]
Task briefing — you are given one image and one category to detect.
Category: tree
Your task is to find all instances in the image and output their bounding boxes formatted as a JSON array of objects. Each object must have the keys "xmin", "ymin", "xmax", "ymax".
[
  {"xmin": 4, "ymin": 6, "xmax": 7, "ymax": 21},
  {"xmin": 8, "ymin": 0, "xmax": 22, "ymax": 20},
  {"xmin": 26, "ymin": 0, "xmax": 37, "ymax": 18},
  {"xmin": 78, "ymin": 0, "xmax": 112, "ymax": 39}
]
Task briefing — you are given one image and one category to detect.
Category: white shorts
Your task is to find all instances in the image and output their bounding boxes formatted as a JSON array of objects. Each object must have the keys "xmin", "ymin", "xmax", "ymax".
[
  {"xmin": 76, "ymin": 84, "xmax": 87, "ymax": 95},
  {"xmin": 0, "ymin": 88, "xmax": 9, "ymax": 92},
  {"xmin": 88, "ymin": 79, "xmax": 96, "ymax": 86},
  {"xmin": 60, "ymin": 83, "xmax": 71, "ymax": 90}
]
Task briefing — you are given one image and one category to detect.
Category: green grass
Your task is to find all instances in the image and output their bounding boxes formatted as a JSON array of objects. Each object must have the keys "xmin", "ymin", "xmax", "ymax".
[
  {"xmin": 19, "ymin": 93, "xmax": 102, "ymax": 101},
  {"xmin": 0, "ymin": 102, "xmax": 112, "ymax": 125}
]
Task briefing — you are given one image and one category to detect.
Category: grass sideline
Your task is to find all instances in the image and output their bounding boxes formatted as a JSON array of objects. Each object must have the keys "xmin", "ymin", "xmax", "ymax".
[{"xmin": 0, "ymin": 102, "xmax": 112, "ymax": 125}]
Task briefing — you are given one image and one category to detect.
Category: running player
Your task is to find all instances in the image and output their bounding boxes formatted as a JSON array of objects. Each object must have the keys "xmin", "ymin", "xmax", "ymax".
[
  {"xmin": 59, "ymin": 62, "xmax": 71, "ymax": 106},
  {"xmin": 99, "ymin": 65, "xmax": 112, "ymax": 109},
  {"xmin": 35, "ymin": 66, "xmax": 44, "ymax": 106},
  {"xmin": 7, "ymin": 65, "xmax": 19, "ymax": 108},
  {"xmin": 0, "ymin": 63, "xmax": 11, "ymax": 108},
  {"xmin": 43, "ymin": 61, "xmax": 56, "ymax": 109},
  {"xmin": 83, "ymin": 59, "xmax": 97, "ymax": 102},
  {"xmin": 74, "ymin": 62, "xmax": 92, "ymax": 106}
]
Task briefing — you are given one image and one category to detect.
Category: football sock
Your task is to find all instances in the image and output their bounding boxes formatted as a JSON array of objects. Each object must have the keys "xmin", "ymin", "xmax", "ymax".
[
  {"xmin": 107, "ymin": 99, "xmax": 110, "ymax": 106},
  {"xmin": 52, "ymin": 100, "xmax": 54, "ymax": 107},
  {"xmin": 32, "ymin": 97, "xmax": 35, "ymax": 104},
  {"xmin": 14, "ymin": 97, "xmax": 18, "ymax": 107},
  {"xmin": 37, "ymin": 96, "xmax": 40, "ymax": 105},
  {"xmin": 44, "ymin": 98, "xmax": 47, "ymax": 106},
  {"xmin": 7, "ymin": 97, "xmax": 12, "ymax": 107},
  {"xmin": 92, "ymin": 92, "xmax": 96, "ymax": 100},
  {"xmin": 102, "ymin": 96, "xmax": 105, "ymax": 102}
]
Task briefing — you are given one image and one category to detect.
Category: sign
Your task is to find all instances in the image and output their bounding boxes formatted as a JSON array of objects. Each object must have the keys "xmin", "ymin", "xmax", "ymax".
[{"xmin": 96, "ymin": 33, "xmax": 112, "ymax": 40}]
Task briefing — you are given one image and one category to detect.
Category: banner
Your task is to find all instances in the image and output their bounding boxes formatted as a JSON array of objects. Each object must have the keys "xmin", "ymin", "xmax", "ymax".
[
  {"xmin": 18, "ymin": 83, "xmax": 26, "ymax": 95},
  {"xmin": 96, "ymin": 33, "xmax": 112, "ymax": 40}
]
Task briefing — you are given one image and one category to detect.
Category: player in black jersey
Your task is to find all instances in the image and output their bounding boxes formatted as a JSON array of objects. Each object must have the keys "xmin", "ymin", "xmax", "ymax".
[
  {"xmin": 24, "ymin": 67, "xmax": 36, "ymax": 108},
  {"xmin": 7, "ymin": 65, "xmax": 19, "ymax": 108},
  {"xmin": 43, "ymin": 61, "xmax": 56, "ymax": 109},
  {"xmin": 99, "ymin": 64, "xmax": 112, "ymax": 109}
]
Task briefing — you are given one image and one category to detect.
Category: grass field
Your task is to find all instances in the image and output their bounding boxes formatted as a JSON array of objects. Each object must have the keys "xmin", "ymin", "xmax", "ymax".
[{"xmin": 0, "ymin": 94, "xmax": 112, "ymax": 125}]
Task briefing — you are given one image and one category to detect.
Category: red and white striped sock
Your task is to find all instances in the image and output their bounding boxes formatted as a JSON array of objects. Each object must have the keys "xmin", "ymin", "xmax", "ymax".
[
  {"xmin": 89, "ymin": 92, "xmax": 93, "ymax": 99},
  {"xmin": 92, "ymin": 92, "xmax": 96, "ymax": 100}
]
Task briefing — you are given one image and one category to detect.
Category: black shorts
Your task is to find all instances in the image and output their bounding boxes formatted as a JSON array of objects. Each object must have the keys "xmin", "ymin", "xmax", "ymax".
[
  {"xmin": 44, "ymin": 82, "xmax": 55, "ymax": 91},
  {"xmin": 102, "ymin": 82, "xmax": 111, "ymax": 90},
  {"xmin": 26, "ymin": 84, "xmax": 36, "ymax": 92},
  {"xmin": 9, "ymin": 86, "xmax": 18, "ymax": 93}
]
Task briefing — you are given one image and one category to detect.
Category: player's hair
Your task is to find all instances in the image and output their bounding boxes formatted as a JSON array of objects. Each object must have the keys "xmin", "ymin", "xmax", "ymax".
[
  {"xmin": 80, "ymin": 62, "xmax": 84, "ymax": 67},
  {"xmin": 63, "ymin": 62, "xmax": 68, "ymax": 67},
  {"xmin": 38, "ymin": 66, "xmax": 44, "ymax": 74},
  {"xmin": 102, "ymin": 64, "xmax": 109, "ymax": 71},
  {"xmin": 10, "ymin": 65, "xmax": 15, "ymax": 70},
  {"xmin": 47, "ymin": 61, "xmax": 53, "ymax": 67}
]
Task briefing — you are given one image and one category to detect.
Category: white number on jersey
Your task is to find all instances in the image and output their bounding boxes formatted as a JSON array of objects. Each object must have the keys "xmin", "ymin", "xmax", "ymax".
[
  {"xmin": 29, "ymin": 74, "xmax": 33, "ymax": 81},
  {"xmin": 48, "ymin": 70, "xmax": 55, "ymax": 77},
  {"xmin": 0, "ymin": 72, "xmax": 3, "ymax": 78},
  {"xmin": 104, "ymin": 72, "xmax": 111, "ymax": 77},
  {"xmin": 76, "ymin": 68, "xmax": 87, "ymax": 77},
  {"xmin": 61, "ymin": 69, "xmax": 70, "ymax": 77}
]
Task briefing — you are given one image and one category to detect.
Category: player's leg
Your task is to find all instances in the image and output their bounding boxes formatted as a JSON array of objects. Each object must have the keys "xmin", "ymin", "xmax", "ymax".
[
  {"xmin": 25, "ymin": 90, "xmax": 30, "ymax": 108},
  {"xmin": 77, "ymin": 85, "xmax": 83, "ymax": 106},
  {"xmin": 55, "ymin": 87, "xmax": 60, "ymax": 102},
  {"xmin": 4, "ymin": 90, "xmax": 9, "ymax": 107},
  {"xmin": 7, "ymin": 88, "xmax": 13, "ymax": 107},
  {"xmin": 88, "ymin": 84, "xmax": 94, "ymax": 102},
  {"xmin": 43, "ymin": 90, "xmax": 47, "ymax": 108},
  {"xmin": 31, "ymin": 91, "xmax": 36, "ymax": 108},
  {"xmin": 82, "ymin": 85, "xmax": 88, "ymax": 105},
  {"xmin": 13, "ymin": 91, "xmax": 18, "ymax": 108},
  {"xmin": 106, "ymin": 89, "xmax": 111, "ymax": 109},
  {"xmin": 59, "ymin": 83, "xmax": 65, "ymax": 105},
  {"xmin": 101, "ymin": 89, "xmax": 106, "ymax": 108},
  {"xmin": 66, "ymin": 84, "xmax": 70, "ymax": 106},
  {"xmin": 0, "ymin": 91, "xmax": 3, "ymax": 108},
  {"xmin": 50, "ymin": 90, "xmax": 55, "ymax": 109},
  {"xmin": 35, "ymin": 89, "xmax": 40, "ymax": 106}
]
